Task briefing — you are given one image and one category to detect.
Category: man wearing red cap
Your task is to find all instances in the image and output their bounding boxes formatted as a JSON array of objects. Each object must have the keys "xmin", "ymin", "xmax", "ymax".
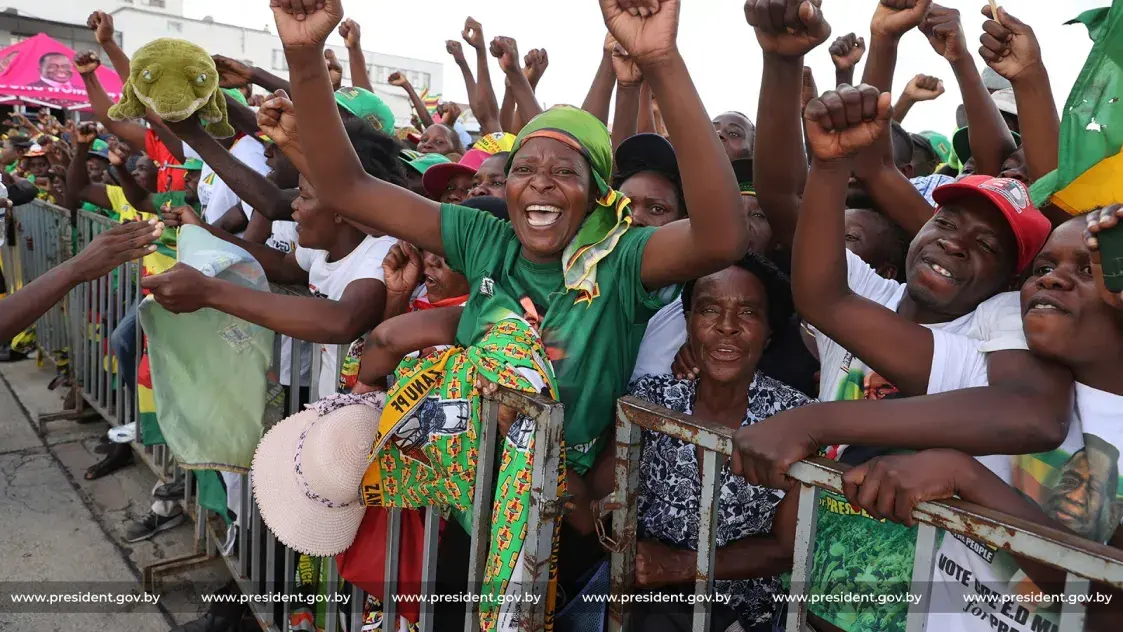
[{"xmin": 728, "ymin": 84, "xmax": 1070, "ymax": 632}]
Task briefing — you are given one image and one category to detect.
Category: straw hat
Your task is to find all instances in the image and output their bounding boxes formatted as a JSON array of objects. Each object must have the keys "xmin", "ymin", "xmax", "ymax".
[{"xmin": 251, "ymin": 404, "xmax": 381, "ymax": 556}]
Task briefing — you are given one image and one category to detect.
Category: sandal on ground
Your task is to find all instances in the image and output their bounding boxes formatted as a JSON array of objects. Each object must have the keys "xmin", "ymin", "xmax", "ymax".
[{"xmin": 85, "ymin": 444, "xmax": 134, "ymax": 480}]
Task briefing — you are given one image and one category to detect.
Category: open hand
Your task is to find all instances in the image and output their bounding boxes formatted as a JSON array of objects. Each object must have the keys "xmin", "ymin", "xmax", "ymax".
[
  {"xmin": 338, "ymin": 18, "xmax": 361, "ymax": 48},
  {"xmin": 744, "ymin": 0, "xmax": 832, "ymax": 59},
  {"xmin": 490, "ymin": 37, "xmax": 521, "ymax": 74},
  {"xmin": 212, "ymin": 54, "xmax": 254, "ymax": 89},
  {"xmin": 1084, "ymin": 204, "xmax": 1123, "ymax": 309},
  {"xmin": 979, "ymin": 5, "xmax": 1042, "ymax": 82},
  {"xmin": 256, "ymin": 89, "xmax": 300, "ymax": 150},
  {"xmin": 920, "ymin": 4, "xmax": 967, "ymax": 64},
  {"xmin": 141, "ymin": 263, "xmax": 213, "ymax": 314},
  {"xmin": 903, "ymin": 74, "xmax": 945, "ymax": 102},
  {"xmin": 387, "ymin": 71, "xmax": 409, "ymax": 88},
  {"xmin": 804, "ymin": 84, "xmax": 893, "ymax": 162},
  {"xmin": 842, "ymin": 449, "xmax": 967, "ymax": 526},
  {"xmin": 829, "ymin": 33, "xmax": 866, "ymax": 71},
  {"xmin": 70, "ymin": 219, "xmax": 163, "ymax": 282},
  {"xmin": 382, "ymin": 240, "xmax": 423, "ymax": 296},
  {"xmin": 73, "ymin": 51, "xmax": 101, "ymax": 75},
  {"xmin": 87, "ymin": 10, "xmax": 115, "ymax": 45},
  {"xmin": 599, "ymin": 0, "xmax": 680, "ymax": 66},
  {"xmin": 871, "ymin": 0, "xmax": 932, "ymax": 39},
  {"xmin": 269, "ymin": 0, "xmax": 343, "ymax": 50},
  {"xmin": 446, "ymin": 40, "xmax": 466, "ymax": 63},
  {"xmin": 462, "ymin": 17, "xmax": 486, "ymax": 51}
]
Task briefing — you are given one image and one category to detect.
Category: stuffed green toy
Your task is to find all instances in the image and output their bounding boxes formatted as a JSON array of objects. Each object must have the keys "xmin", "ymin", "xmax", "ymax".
[{"xmin": 108, "ymin": 38, "xmax": 234, "ymax": 138}]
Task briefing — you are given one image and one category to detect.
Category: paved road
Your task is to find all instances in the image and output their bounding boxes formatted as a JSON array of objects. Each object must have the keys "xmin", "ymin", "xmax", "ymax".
[{"xmin": 0, "ymin": 359, "xmax": 226, "ymax": 631}]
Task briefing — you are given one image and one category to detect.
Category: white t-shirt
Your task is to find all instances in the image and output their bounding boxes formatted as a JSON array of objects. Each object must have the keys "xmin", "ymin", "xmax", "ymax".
[
  {"xmin": 816, "ymin": 250, "xmax": 1027, "ymax": 404},
  {"xmin": 631, "ymin": 296, "xmax": 687, "ymax": 384},
  {"xmin": 295, "ymin": 235, "xmax": 395, "ymax": 398},
  {"xmin": 929, "ymin": 380, "xmax": 1122, "ymax": 632},
  {"xmin": 201, "ymin": 137, "xmax": 269, "ymax": 233}
]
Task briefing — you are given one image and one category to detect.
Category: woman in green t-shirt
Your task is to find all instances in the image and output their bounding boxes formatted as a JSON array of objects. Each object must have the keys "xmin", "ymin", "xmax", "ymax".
[{"xmin": 269, "ymin": 2, "xmax": 751, "ymax": 474}]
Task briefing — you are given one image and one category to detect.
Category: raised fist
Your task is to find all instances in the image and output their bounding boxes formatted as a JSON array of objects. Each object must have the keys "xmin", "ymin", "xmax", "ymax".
[
  {"xmin": 489, "ymin": 37, "xmax": 521, "ymax": 74},
  {"xmin": 73, "ymin": 51, "xmax": 101, "ymax": 75},
  {"xmin": 871, "ymin": 0, "xmax": 932, "ymax": 39},
  {"xmin": 256, "ymin": 89, "xmax": 301, "ymax": 150},
  {"xmin": 525, "ymin": 48, "xmax": 549, "ymax": 85},
  {"xmin": 269, "ymin": 0, "xmax": 344, "ymax": 50},
  {"xmin": 611, "ymin": 44, "xmax": 642, "ymax": 86},
  {"xmin": 744, "ymin": 0, "xmax": 832, "ymax": 58},
  {"xmin": 920, "ymin": 4, "xmax": 967, "ymax": 63},
  {"xmin": 107, "ymin": 139, "xmax": 131, "ymax": 167},
  {"xmin": 87, "ymin": 11, "xmax": 115, "ymax": 45},
  {"xmin": 323, "ymin": 49, "xmax": 343, "ymax": 89},
  {"xmin": 903, "ymin": 74, "xmax": 945, "ymax": 102},
  {"xmin": 462, "ymin": 17, "xmax": 486, "ymax": 51},
  {"xmin": 829, "ymin": 33, "xmax": 866, "ymax": 71},
  {"xmin": 338, "ymin": 18, "xmax": 361, "ymax": 48},
  {"xmin": 599, "ymin": 0, "xmax": 680, "ymax": 66},
  {"xmin": 979, "ymin": 5, "xmax": 1043, "ymax": 82},
  {"xmin": 387, "ymin": 71, "xmax": 409, "ymax": 88},
  {"xmin": 803, "ymin": 84, "xmax": 893, "ymax": 162},
  {"xmin": 75, "ymin": 122, "xmax": 99, "ymax": 145},
  {"xmin": 446, "ymin": 40, "xmax": 466, "ymax": 62}
]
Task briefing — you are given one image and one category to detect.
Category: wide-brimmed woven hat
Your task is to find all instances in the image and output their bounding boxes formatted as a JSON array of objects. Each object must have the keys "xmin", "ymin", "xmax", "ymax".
[{"xmin": 251, "ymin": 403, "xmax": 381, "ymax": 556}]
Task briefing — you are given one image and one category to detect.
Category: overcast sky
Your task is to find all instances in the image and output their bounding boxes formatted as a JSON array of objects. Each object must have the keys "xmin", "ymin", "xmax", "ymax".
[{"xmin": 184, "ymin": 0, "xmax": 1106, "ymax": 134}]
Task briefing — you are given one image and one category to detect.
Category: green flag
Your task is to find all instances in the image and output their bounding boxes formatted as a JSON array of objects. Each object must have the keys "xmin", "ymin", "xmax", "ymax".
[{"xmin": 1030, "ymin": 3, "xmax": 1123, "ymax": 213}]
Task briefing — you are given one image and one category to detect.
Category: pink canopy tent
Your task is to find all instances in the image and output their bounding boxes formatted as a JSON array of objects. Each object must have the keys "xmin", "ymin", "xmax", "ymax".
[{"xmin": 0, "ymin": 33, "xmax": 123, "ymax": 111}]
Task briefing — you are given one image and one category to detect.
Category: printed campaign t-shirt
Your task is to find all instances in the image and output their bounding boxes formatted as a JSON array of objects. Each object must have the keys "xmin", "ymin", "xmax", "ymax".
[
  {"xmin": 268, "ymin": 220, "xmax": 310, "ymax": 388},
  {"xmin": 927, "ymin": 373, "xmax": 1122, "ymax": 632},
  {"xmin": 440, "ymin": 203, "xmax": 673, "ymax": 473},
  {"xmin": 807, "ymin": 251, "xmax": 1026, "ymax": 632},
  {"xmin": 295, "ymin": 235, "xmax": 394, "ymax": 398}
]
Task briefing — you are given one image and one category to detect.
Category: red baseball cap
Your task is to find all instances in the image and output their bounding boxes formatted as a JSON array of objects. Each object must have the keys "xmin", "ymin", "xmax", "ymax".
[
  {"xmin": 932, "ymin": 175, "xmax": 1051, "ymax": 273},
  {"xmin": 422, "ymin": 149, "xmax": 491, "ymax": 199}
]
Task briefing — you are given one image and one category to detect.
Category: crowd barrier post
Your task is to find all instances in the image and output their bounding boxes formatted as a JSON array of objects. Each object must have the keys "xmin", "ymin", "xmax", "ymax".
[{"xmin": 608, "ymin": 395, "xmax": 1123, "ymax": 632}]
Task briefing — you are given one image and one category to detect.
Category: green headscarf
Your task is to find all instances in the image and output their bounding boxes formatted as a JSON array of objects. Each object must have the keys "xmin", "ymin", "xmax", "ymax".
[{"xmin": 507, "ymin": 106, "xmax": 632, "ymax": 304}]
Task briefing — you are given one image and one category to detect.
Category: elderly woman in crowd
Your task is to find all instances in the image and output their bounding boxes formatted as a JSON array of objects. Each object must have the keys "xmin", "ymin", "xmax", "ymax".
[{"xmin": 627, "ymin": 254, "xmax": 812, "ymax": 632}]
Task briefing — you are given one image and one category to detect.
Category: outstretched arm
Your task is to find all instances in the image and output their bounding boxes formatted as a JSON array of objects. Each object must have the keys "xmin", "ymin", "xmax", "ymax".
[
  {"xmin": 980, "ymin": 6, "xmax": 1058, "ymax": 183},
  {"xmin": 0, "ymin": 221, "xmax": 162, "ymax": 341},
  {"xmin": 144, "ymin": 263, "xmax": 385, "ymax": 345},
  {"xmin": 338, "ymin": 19, "xmax": 373, "ymax": 91},
  {"xmin": 603, "ymin": 2, "xmax": 746, "ymax": 289},
  {"xmin": 743, "ymin": 0, "xmax": 832, "ymax": 253},
  {"xmin": 491, "ymin": 38, "xmax": 542, "ymax": 124},
  {"xmin": 796, "ymin": 85, "xmax": 939, "ymax": 395},
  {"xmin": 390, "ymin": 72, "xmax": 435, "ymax": 129},
  {"xmin": 74, "ymin": 52, "xmax": 148, "ymax": 152},
  {"xmin": 111, "ymin": 144, "xmax": 157, "ymax": 214},
  {"xmin": 161, "ymin": 206, "xmax": 305, "ymax": 285},
  {"xmin": 88, "ymin": 11, "xmax": 130, "ymax": 81},
  {"xmin": 582, "ymin": 38, "xmax": 617, "ymax": 126},
  {"xmin": 65, "ymin": 128, "xmax": 113, "ymax": 211},
  {"xmin": 862, "ymin": 0, "xmax": 931, "ymax": 92},
  {"xmin": 922, "ymin": 4, "xmax": 1014, "ymax": 175},
  {"xmin": 356, "ymin": 306, "xmax": 463, "ymax": 390},
  {"xmin": 460, "ymin": 18, "xmax": 502, "ymax": 134},
  {"xmin": 273, "ymin": 3, "xmax": 443, "ymax": 255}
]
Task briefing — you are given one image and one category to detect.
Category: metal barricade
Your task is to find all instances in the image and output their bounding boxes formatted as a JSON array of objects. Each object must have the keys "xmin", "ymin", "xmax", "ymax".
[
  {"xmin": 608, "ymin": 395, "xmax": 1123, "ymax": 632},
  {"xmin": 4, "ymin": 200, "xmax": 75, "ymax": 368}
]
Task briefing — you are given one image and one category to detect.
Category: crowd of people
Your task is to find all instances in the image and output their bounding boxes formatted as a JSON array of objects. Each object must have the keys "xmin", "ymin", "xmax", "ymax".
[{"xmin": 2, "ymin": 0, "xmax": 1123, "ymax": 631}]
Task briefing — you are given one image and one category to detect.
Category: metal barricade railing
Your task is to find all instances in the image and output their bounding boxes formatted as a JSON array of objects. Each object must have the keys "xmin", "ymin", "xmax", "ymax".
[
  {"xmin": 12, "ymin": 201, "xmax": 568, "ymax": 631},
  {"xmin": 609, "ymin": 395, "xmax": 1123, "ymax": 632},
  {"xmin": 4, "ymin": 200, "xmax": 75, "ymax": 368}
]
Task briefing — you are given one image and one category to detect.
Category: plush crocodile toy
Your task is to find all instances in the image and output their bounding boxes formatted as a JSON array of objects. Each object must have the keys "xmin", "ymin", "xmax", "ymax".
[{"xmin": 108, "ymin": 38, "xmax": 234, "ymax": 138}]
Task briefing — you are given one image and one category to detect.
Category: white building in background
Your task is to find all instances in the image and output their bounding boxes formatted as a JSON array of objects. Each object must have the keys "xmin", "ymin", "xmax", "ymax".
[{"xmin": 0, "ymin": 0, "xmax": 443, "ymax": 127}]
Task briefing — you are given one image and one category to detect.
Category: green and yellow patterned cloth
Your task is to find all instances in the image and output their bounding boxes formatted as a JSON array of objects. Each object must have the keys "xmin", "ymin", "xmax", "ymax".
[
  {"xmin": 508, "ymin": 106, "xmax": 632, "ymax": 304},
  {"xmin": 360, "ymin": 317, "xmax": 562, "ymax": 630}
]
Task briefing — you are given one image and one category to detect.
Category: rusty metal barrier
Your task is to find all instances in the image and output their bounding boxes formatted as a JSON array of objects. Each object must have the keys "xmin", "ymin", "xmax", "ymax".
[{"xmin": 608, "ymin": 395, "xmax": 1123, "ymax": 632}]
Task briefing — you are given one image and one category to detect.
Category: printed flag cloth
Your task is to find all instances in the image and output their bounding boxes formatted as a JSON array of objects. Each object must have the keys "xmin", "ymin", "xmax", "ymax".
[
  {"xmin": 1030, "ymin": 3, "xmax": 1123, "ymax": 213},
  {"xmin": 359, "ymin": 317, "xmax": 563, "ymax": 631},
  {"xmin": 419, "ymin": 88, "xmax": 442, "ymax": 115},
  {"xmin": 139, "ymin": 225, "xmax": 273, "ymax": 472}
]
